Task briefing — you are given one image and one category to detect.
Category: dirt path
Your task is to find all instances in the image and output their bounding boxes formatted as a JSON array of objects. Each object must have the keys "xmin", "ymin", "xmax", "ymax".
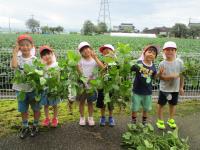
[{"xmin": 0, "ymin": 112, "xmax": 199, "ymax": 150}]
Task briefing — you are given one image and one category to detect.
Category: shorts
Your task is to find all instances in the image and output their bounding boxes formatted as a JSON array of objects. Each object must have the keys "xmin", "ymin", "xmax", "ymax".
[
  {"xmin": 16, "ymin": 91, "xmax": 41, "ymax": 113},
  {"xmin": 77, "ymin": 90, "xmax": 97, "ymax": 103},
  {"xmin": 158, "ymin": 91, "xmax": 179, "ymax": 106},
  {"xmin": 131, "ymin": 93, "xmax": 152, "ymax": 112},
  {"xmin": 40, "ymin": 91, "xmax": 61, "ymax": 106},
  {"xmin": 96, "ymin": 89, "xmax": 114, "ymax": 111}
]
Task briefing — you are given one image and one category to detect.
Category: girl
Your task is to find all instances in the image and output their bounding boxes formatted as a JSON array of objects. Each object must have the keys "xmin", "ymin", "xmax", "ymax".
[
  {"xmin": 40, "ymin": 45, "xmax": 60, "ymax": 127},
  {"xmin": 97, "ymin": 44, "xmax": 116, "ymax": 126},
  {"xmin": 77, "ymin": 42, "xmax": 105, "ymax": 126}
]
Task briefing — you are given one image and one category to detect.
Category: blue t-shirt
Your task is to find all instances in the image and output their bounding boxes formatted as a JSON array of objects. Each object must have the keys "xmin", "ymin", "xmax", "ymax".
[{"xmin": 131, "ymin": 60, "xmax": 157, "ymax": 95}]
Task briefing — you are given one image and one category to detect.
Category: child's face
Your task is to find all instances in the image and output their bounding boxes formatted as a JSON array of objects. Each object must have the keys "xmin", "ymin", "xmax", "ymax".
[
  {"xmin": 80, "ymin": 47, "xmax": 91, "ymax": 58},
  {"xmin": 163, "ymin": 48, "xmax": 176, "ymax": 59},
  {"xmin": 41, "ymin": 52, "xmax": 54, "ymax": 65},
  {"xmin": 102, "ymin": 48, "xmax": 113, "ymax": 56},
  {"xmin": 18, "ymin": 40, "xmax": 33, "ymax": 56},
  {"xmin": 144, "ymin": 48, "xmax": 157, "ymax": 61}
]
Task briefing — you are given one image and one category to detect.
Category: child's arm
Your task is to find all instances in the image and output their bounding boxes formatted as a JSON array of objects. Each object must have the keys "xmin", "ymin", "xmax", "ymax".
[
  {"xmin": 158, "ymin": 65, "xmax": 180, "ymax": 81},
  {"xmin": 159, "ymin": 73, "xmax": 179, "ymax": 81},
  {"xmin": 155, "ymin": 66, "xmax": 164, "ymax": 79},
  {"xmin": 11, "ymin": 43, "xmax": 19, "ymax": 69},
  {"xmin": 91, "ymin": 51, "xmax": 105, "ymax": 69},
  {"xmin": 179, "ymin": 75, "xmax": 184, "ymax": 96},
  {"xmin": 77, "ymin": 64, "xmax": 83, "ymax": 74}
]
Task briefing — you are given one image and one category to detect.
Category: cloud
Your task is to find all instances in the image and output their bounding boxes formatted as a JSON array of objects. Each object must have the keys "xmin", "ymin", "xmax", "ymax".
[{"xmin": 0, "ymin": 0, "xmax": 199, "ymax": 31}]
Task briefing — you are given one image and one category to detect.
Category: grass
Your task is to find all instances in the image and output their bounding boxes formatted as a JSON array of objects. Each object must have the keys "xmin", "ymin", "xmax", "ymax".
[{"xmin": 0, "ymin": 99, "xmax": 200, "ymax": 137}]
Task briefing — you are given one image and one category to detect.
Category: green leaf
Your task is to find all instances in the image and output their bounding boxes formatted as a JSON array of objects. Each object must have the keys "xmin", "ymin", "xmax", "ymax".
[
  {"xmin": 17, "ymin": 91, "xmax": 25, "ymax": 101},
  {"xmin": 104, "ymin": 93, "xmax": 111, "ymax": 104},
  {"xmin": 144, "ymin": 140, "xmax": 153, "ymax": 148}
]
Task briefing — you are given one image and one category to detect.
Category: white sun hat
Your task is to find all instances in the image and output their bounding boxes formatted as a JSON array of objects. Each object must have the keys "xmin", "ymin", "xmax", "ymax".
[
  {"xmin": 163, "ymin": 41, "xmax": 177, "ymax": 50},
  {"xmin": 78, "ymin": 41, "xmax": 90, "ymax": 52},
  {"xmin": 99, "ymin": 44, "xmax": 115, "ymax": 53}
]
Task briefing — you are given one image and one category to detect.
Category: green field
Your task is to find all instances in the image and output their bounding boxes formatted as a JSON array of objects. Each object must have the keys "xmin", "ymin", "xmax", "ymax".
[{"xmin": 0, "ymin": 34, "xmax": 200, "ymax": 53}]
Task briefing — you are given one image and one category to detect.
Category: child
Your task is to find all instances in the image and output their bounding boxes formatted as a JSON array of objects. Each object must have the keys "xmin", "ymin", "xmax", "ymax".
[
  {"xmin": 131, "ymin": 45, "xmax": 159, "ymax": 125},
  {"xmin": 39, "ymin": 45, "xmax": 60, "ymax": 127},
  {"xmin": 11, "ymin": 34, "xmax": 40, "ymax": 139},
  {"xmin": 77, "ymin": 42, "xmax": 105, "ymax": 126},
  {"xmin": 156, "ymin": 41, "xmax": 184, "ymax": 129},
  {"xmin": 96, "ymin": 44, "xmax": 116, "ymax": 126}
]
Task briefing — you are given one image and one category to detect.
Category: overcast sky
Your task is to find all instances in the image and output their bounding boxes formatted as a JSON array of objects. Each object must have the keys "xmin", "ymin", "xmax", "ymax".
[{"xmin": 0, "ymin": 0, "xmax": 200, "ymax": 31}]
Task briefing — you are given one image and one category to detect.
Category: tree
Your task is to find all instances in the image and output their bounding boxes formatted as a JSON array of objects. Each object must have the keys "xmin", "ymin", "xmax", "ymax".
[
  {"xmin": 26, "ymin": 18, "xmax": 40, "ymax": 33},
  {"xmin": 188, "ymin": 26, "xmax": 200, "ymax": 39},
  {"xmin": 171, "ymin": 23, "xmax": 188, "ymax": 38},
  {"xmin": 41, "ymin": 26, "xmax": 50, "ymax": 34},
  {"xmin": 142, "ymin": 27, "xmax": 149, "ymax": 33},
  {"xmin": 95, "ymin": 22, "xmax": 108, "ymax": 34},
  {"xmin": 49, "ymin": 27, "xmax": 56, "ymax": 34},
  {"xmin": 82, "ymin": 20, "xmax": 95, "ymax": 35},
  {"xmin": 55, "ymin": 26, "xmax": 64, "ymax": 33}
]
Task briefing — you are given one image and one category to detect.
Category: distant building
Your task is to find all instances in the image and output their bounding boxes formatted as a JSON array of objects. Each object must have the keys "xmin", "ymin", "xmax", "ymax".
[
  {"xmin": 143, "ymin": 26, "xmax": 171, "ymax": 36},
  {"xmin": 188, "ymin": 23, "xmax": 200, "ymax": 28},
  {"xmin": 112, "ymin": 23, "xmax": 136, "ymax": 33},
  {"xmin": 112, "ymin": 26, "xmax": 120, "ymax": 32}
]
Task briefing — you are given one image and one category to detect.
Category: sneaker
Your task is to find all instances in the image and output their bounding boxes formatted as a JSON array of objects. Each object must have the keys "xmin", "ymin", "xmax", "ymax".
[
  {"xmin": 108, "ymin": 117, "xmax": 115, "ymax": 127},
  {"xmin": 156, "ymin": 119, "xmax": 166, "ymax": 129},
  {"xmin": 88, "ymin": 117, "xmax": 95, "ymax": 126},
  {"xmin": 99, "ymin": 116, "xmax": 106, "ymax": 126},
  {"xmin": 42, "ymin": 118, "xmax": 50, "ymax": 127},
  {"xmin": 79, "ymin": 117, "xmax": 86, "ymax": 126},
  {"xmin": 51, "ymin": 118, "xmax": 58, "ymax": 127},
  {"xmin": 30, "ymin": 126, "xmax": 39, "ymax": 137},
  {"xmin": 167, "ymin": 119, "xmax": 177, "ymax": 129},
  {"xmin": 18, "ymin": 127, "xmax": 29, "ymax": 139}
]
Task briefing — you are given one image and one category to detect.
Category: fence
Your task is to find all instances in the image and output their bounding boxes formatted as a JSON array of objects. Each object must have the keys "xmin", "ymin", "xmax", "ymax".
[{"xmin": 0, "ymin": 50, "xmax": 200, "ymax": 100}]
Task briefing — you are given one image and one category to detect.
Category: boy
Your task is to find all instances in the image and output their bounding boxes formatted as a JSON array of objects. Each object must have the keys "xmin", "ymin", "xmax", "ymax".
[{"xmin": 11, "ymin": 34, "xmax": 40, "ymax": 139}]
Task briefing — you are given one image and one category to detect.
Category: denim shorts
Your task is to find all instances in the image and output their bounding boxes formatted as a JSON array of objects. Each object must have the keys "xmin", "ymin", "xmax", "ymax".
[
  {"xmin": 40, "ymin": 91, "xmax": 61, "ymax": 106},
  {"xmin": 16, "ymin": 91, "xmax": 41, "ymax": 113}
]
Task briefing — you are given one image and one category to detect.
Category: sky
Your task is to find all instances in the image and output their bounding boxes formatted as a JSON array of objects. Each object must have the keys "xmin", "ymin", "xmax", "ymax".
[{"xmin": 0, "ymin": 0, "xmax": 200, "ymax": 32}]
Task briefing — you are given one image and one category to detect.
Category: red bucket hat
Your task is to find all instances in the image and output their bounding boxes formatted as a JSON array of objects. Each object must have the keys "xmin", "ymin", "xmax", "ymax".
[
  {"xmin": 39, "ymin": 45, "xmax": 53, "ymax": 55},
  {"xmin": 17, "ymin": 34, "xmax": 33, "ymax": 43}
]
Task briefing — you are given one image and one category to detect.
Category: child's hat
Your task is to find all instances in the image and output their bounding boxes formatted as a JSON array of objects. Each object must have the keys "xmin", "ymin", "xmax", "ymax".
[
  {"xmin": 17, "ymin": 34, "xmax": 33, "ymax": 43},
  {"xmin": 99, "ymin": 44, "xmax": 115, "ymax": 53},
  {"xmin": 163, "ymin": 41, "xmax": 177, "ymax": 50},
  {"xmin": 78, "ymin": 42, "xmax": 90, "ymax": 52},
  {"xmin": 39, "ymin": 45, "xmax": 53, "ymax": 54}
]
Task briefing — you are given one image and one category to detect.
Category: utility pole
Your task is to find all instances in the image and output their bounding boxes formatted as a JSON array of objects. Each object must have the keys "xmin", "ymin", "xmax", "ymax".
[
  {"xmin": 8, "ymin": 17, "xmax": 11, "ymax": 33},
  {"xmin": 98, "ymin": 0, "xmax": 112, "ymax": 30}
]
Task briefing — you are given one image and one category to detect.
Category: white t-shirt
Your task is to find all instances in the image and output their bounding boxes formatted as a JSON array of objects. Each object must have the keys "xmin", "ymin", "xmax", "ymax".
[
  {"xmin": 78, "ymin": 58, "xmax": 98, "ymax": 79},
  {"xmin": 159, "ymin": 59, "xmax": 184, "ymax": 92},
  {"xmin": 12, "ymin": 55, "xmax": 37, "ymax": 92}
]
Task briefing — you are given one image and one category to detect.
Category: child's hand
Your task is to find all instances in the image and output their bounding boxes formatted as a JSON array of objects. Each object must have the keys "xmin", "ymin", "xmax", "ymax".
[
  {"xmin": 90, "ymin": 51, "xmax": 97, "ymax": 59},
  {"xmin": 159, "ymin": 67, "xmax": 165, "ymax": 75},
  {"xmin": 179, "ymin": 88, "xmax": 184, "ymax": 96},
  {"xmin": 13, "ymin": 42, "xmax": 20, "ymax": 54}
]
